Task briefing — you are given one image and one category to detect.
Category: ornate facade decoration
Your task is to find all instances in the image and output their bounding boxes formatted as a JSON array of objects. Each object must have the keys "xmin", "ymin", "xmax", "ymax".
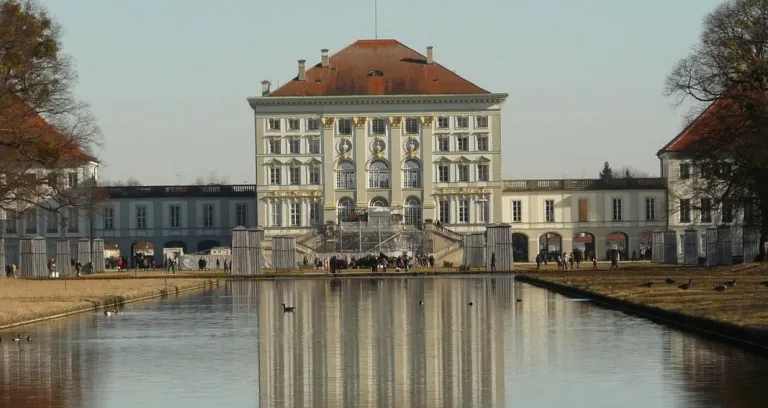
[
  {"xmin": 338, "ymin": 138, "xmax": 352, "ymax": 154},
  {"xmin": 404, "ymin": 138, "xmax": 420, "ymax": 153},
  {"xmin": 371, "ymin": 138, "xmax": 387, "ymax": 154},
  {"xmin": 355, "ymin": 117, "xmax": 368, "ymax": 128},
  {"xmin": 389, "ymin": 116, "xmax": 402, "ymax": 128},
  {"xmin": 434, "ymin": 187, "xmax": 490, "ymax": 195},
  {"xmin": 323, "ymin": 117, "xmax": 335, "ymax": 129},
  {"xmin": 420, "ymin": 116, "xmax": 434, "ymax": 127},
  {"xmin": 266, "ymin": 190, "xmax": 322, "ymax": 198}
]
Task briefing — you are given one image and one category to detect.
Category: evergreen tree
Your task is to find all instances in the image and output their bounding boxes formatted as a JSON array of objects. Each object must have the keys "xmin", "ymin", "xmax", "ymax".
[{"xmin": 599, "ymin": 162, "xmax": 613, "ymax": 180}]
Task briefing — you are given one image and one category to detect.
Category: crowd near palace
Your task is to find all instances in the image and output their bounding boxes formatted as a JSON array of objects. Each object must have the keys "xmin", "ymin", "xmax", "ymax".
[{"xmin": 0, "ymin": 39, "xmax": 751, "ymax": 267}]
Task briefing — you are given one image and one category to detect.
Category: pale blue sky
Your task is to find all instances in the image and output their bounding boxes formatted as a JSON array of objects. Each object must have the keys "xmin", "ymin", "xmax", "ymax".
[{"xmin": 40, "ymin": 0, "xmax": 722, "ymax": 184}]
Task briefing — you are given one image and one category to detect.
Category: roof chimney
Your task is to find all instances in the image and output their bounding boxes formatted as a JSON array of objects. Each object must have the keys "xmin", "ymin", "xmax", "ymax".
[
  {"xmin": 260, "ymin": 80, "xmax": 271, "ymax": 96},
  {"xmin": 426, "ymin": 46, "xmax": 434, "ymax": 64},
  {"xmin": 298, "ymin": 59, "xmax": 306, "ymax": 81},
  {"xmin": 321, "ymin": 49, "xmax": 329, "ymax": 67}
]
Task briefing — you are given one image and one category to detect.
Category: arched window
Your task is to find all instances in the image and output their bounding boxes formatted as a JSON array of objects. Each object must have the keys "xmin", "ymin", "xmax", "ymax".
[
  {"xmin": 404, "ymin": 196, "xmax": 422, "ymax": 225},
  {"xmin": 336, "ymin": 161, "xmax": 355, "ymax": 189},
  {"xmin": 369, "ymin": 160, "xmax": 390, "ymax": 189},
  {"xmin": 370, "ymin": 197, "xmax": 389, "ymax": 207},
  {"xmin": 403, "ymin": 160, "xmax": 421, "ymax": 188},
  {"xmin": 337, "ymin": 197, "xmax": 355, "ymax": 222}
]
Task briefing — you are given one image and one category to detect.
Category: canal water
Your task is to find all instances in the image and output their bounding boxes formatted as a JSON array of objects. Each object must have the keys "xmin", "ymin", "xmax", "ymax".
[{"xmin": 1, "ymin": 276, "xmax": 767, "ymax": 408}]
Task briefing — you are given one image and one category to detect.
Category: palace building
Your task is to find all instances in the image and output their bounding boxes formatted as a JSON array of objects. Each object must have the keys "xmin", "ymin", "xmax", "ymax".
[{"xmin": 247, "ymin": 40, "xmax": 508, "ymax": 236}]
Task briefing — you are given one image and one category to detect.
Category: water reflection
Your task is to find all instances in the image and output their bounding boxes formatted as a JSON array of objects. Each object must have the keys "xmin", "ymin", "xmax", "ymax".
[
  {"xmin": 231, "ymin": 278, "xmax": 510, "ymax": 408},
  {"xmin": 1, "ymin": 278, "xmax": 768, "ymax": 407}
]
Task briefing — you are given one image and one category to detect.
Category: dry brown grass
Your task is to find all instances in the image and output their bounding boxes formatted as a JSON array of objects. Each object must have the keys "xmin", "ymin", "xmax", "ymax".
[
  {"xmin": 524, "ymin": 263, "xmax": 768, "ymax": 327},
  {"xmin": 0, "ymin": 278, "xmax": 212, "ymax": 328}
]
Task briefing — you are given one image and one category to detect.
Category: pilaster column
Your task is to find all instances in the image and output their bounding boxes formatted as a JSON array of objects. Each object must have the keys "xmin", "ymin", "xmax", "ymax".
[
  {"xmin": 390, "ymin": 116, "xmax": 403, "ymax": 206},
  {"xmin": 322, "ymin": 118, "xmax": 336, "ymax": 222},
  {"xmin": 355, "ymin": 117, "xmax": 368, "ymax": 207},
  {"xmin": 421, "ymin": 116, "xmax": 435, "ymax": 221}
]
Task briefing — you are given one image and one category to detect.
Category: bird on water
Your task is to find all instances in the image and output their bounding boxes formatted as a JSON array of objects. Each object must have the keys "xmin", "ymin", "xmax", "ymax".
[
  {"xmin": 679, "ymin": 280, "xmax": 692, "ymax": 290},
  {"xmin": 467, "ymin": 302, "xmax": 473, "ymax": 306},
  {"xmin": 419, "ymin": 301, "xmax": 424, "ymax": 306},
  {"xmin": 639, "ymin": 282, "xmax": 654, "ymax": 287},
  {"xmin": 665, "ymin": 279, "xmax": 676, "ymax": 285},
  {"xmin": 281, "ymin": 303, "xmax": 295, "ymax": 312},
  {"xmin": 760, "ymin": 281, "xmax": 768, "ymax": 287},
  {"xmin": 714, "ymin": 285, "xmax": 727, "ymax": 292},
  {"xmin": 13, "ymin": 334, "xmax": 20, "ymax": 343},
  {"xmin": 723, "ymin": 279, "xmax": 736, "ymax": 288},
  {"xmin": 516, "ymin": 298, "xmax": 522, "ymax": 303},
  {"xmin": 26, "ymin": 335, "xmax": 31, "ymax": 342}
]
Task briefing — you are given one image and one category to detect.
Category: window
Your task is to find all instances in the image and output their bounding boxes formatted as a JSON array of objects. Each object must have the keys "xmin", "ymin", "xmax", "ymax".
[
  {"xmin": 5, "ymin": 215, "xmax": 17, "ymax": 233},
  {"xmin": 679, "ymin": 163, "xmax": 691, "ymax": 179},
  {"xmin": 437, "ymin": 116, "xmax": 449, "ymax": 129},
  {"xmin": 25, "ymin": 210, "xmax": 36, "ymax": 233},
  {"xmin": 477, "ymin": 164, "xmax": 489, "ymax": 181},
  {"xmin": 512, "ymin": 200, "xmax": 522, "ymax": 222},
  {"xmin": 369, "ymin": 160, "xmax": 389, "ymax": 189},
  {"xmin": 338, "ymin": 118, "xmax": 352, "ymax": 135},
  {"xmin": 405, "ymin": 117, "xmax": 419, "ymax": 134},
  {"xmin": 103, "ymin": 206, "xmax": 115, "ymax": 230},
  {"xmin": 437, "ymin": 137, "xmax": 450, "ymax": 152},
  {"xmin": 202, "ymin": 204, "xmax": 215, "ymax": 228},
  {"xmin": 308, "ymin": 165, "xmax": 321, "ymax": 185},
  {"xmin": 700, "ymin": 198, "xmax": 712, "ymax": 222},
  {"xmin": 370, "ymin": 197, "xmax": 389, "ymax": 209},
  {"xmin": 612, "ymin": 198, "xmax": 623, "ymax": 221},
  {"xmin": 288, "ymin": 118, "xmax": 300, "ymax": 131},
  {"xmin": 337, "ymin": 198, "xmax": 355, "ymax": 222},
  {"xmin": 46, "ymin": 212, "xmax": 57, "ymax": 232},
  {"xmin": 475, "ymin": 116, "xmax": 488, "ymax": 128},
  {"xmin": 307, "ymin": 118, "xmax": 320, "ymax": 131},
  {"xmin": 372, "ymin": 118, "xmax": 386, "ymax": 135},
  {"xmin": 270, "ymin": 203, "xmax": 282, "ymax": 226},
  {"xmin": 722, "ymin": 200, "xmax": 733, "ymax": 223},
  {"xmin": 438, "ymin": 199, "xmax": 450, "ymax": 223},
  {"xmin": 457, "ymin": 164, "xmax": 469, "ymax": 182},
  {"xmin": 679, "ymin": 199, "xmax": 691, "ymax": 223},
  {"xmin": 645, "ymin": 198, "xmax": 656, "ymax": 220},
  {"xmin": 268, "ymin": 139, "xmax": 281, "ymax": 154},
  {"xmin": 403, "ymin": 160, "xmax": 421, "ymax": 188},
  {"xmin": 288, "ymin": 139, "xmax": 300, "ymax": 154},
  {"xmin": 289, "ymin": 167, "xmax": 301, "ymax": 185},
  {"xmin": 404, "ymin": 197, "xmax": 422, "ymax": 225},
  {"xmin": 269, "ymin": 167, "xmax": 281, "ymax": 185},
  {"xmin": 289, "ymin": 203, "xmax": 301, "ymax": 226},
  {"xmin": 169, "ymin": 204, "xmax": 181, "ymax": 228},
  {"xmin": 456, "ymin": 116, "xmax": 469, "ymax": 128},
  {"xmin": 309, "ymin": 202, "xmax": 321, "ymax": 226},
  {"xmin": 578, "ymin": 199, "xmax": 589, "ymax": 222},
  {"xmin": 267, "ymin": 119, "xmax": 280, "ymax": 131},
  {"xmin": 337, "ymin": 161, "xmax": 355, "ymax": 189},
  {"xmin": 308, "ymin": 138, "xmax": 321, "ymax": 154},
  {"xmin": 68, "ymin": 172, "xmax": 79, "ymax": 188},
  {"xmin": 458, "ymin": 199, "xmax": 469, "ymax": 223},
  {"xmin": 476, "ymin": 135, "xmax": 488, "ymax": 151},
  {"xmin": 235, "ymin": 203, "xmax": 248, "ymax": 227},
  {"xmin": 456, "ymin": 135, "xmax": 469, "ymax": 151},
  {"xmin": 437, "ymin": 165, "xmax": 450, "ymax": 182},
  {"xmin": 477, "ymin": 200, "xmax": 489, "ymax": 223},
  {"xmin": 544, "ymin": 200, "xmax": 555, "ymax": 222},
  {"xmin": 136, "ymin": 205, "xmax": 148, "ymax": 230}
]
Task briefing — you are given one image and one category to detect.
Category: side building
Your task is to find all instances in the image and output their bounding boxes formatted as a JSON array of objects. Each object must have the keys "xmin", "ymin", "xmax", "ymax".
[
  {"xmin": 500, "ymin": 178, "xmax": 667, "ymax": 262},
  {"xmin": 247, "ymin": 39, "xmax": 508, "ymax": 242}
]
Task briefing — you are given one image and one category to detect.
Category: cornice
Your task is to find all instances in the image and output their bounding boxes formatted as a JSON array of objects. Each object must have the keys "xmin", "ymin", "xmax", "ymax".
[{"xmin": 247, "ymin": 93, "xmax": 509, "ymax": 109}]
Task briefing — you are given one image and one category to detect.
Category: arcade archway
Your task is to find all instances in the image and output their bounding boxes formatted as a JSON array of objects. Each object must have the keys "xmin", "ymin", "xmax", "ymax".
[
  {"xmin": 539, "ymin": 232, "xmax": 562, "ymax": 261},
  {"xmin": 572, "ymin": 232, "xmax": 596, "ymax": 259},
  {"xmin": 606, "ymin": 232, "xmax": 629, "ymax": 261},
  {"xmin": 512, "ymin": 233, "xmax": 529, "ymax": 262}
]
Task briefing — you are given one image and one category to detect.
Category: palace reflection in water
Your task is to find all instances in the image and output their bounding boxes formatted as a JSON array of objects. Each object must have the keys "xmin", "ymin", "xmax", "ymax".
[
  {"xmin": 2, "ymin": 278, "xmax": 768, "ymax": 407},
  {"xmin": 229, "ymin": 278, "xmax": 511, "ymax": 408}
]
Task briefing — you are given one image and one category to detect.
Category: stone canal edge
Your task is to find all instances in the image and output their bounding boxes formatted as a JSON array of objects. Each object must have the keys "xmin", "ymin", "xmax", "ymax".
[
  {"xmin": 514, "ymin": 274, "xmax": 768, "ymax": 354},
  {"xmin": 0, "ymin": 279, "xmax": 220, "ymax": 331}
]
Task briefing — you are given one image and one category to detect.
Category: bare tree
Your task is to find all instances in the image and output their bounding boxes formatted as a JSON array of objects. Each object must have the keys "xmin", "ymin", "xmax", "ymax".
[
  {"xmin": 100, "ymin": 178, "xmax": 142, "ymax": 187},
  {"xmin": 614, "ymin": 166, "xmax": 651, "ymax": 179},
  {"xmin": 192, "ymin": 171, "xmax": 230, "ymax": 185},
  {"xmin": 665, "ymin": 0, "xmax": 768, "ymax": 257},
  {"xmin": 0, "ymin": 0, "xmax": 102, "ymax": 230}
]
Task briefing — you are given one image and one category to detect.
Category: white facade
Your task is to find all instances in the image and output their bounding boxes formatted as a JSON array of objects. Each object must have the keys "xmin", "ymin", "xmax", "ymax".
[
  {"xmin": 499, "ymin": 180, "xmax": 666, "ymax": 261},
  {"xmin": 248, "ymin": 94, "xmax": 507, "ymax": 236}
]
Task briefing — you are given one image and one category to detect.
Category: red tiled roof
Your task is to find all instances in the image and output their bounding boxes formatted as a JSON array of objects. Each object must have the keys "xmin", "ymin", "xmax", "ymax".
[
  {"xmin": 266, "ymin": 39, "xmax": 490, "ymax": 97},
  {"xmin": 0, "ymin": 94, "xmax": 95, "ymax": 164}
]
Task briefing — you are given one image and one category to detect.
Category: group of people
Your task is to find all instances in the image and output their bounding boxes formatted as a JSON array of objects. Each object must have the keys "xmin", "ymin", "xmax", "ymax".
[{"xmin": 303, "ymin": 252, "xmax": 435, "ymax": 274}]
